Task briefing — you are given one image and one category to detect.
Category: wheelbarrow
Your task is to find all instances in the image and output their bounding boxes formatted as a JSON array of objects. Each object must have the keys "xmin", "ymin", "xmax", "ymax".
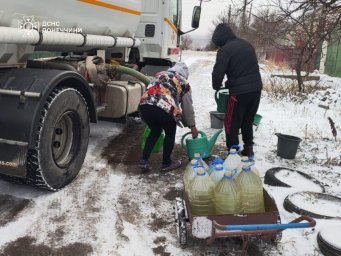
[{"xmin": 174, "ymin": 189, "xmax": 316, "ymax": 255}]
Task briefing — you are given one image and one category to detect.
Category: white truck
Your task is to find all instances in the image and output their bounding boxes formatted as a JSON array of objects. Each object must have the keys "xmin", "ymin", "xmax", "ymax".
[{"xmin": 0, "ymin": 0, "xmax": 202, "ymax": 190}]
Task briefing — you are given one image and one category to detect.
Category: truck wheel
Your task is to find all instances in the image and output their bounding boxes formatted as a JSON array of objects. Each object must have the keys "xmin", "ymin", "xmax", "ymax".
[{"xmin": 27, "ymin": 88, "xmax": 90, "ymax": 191}]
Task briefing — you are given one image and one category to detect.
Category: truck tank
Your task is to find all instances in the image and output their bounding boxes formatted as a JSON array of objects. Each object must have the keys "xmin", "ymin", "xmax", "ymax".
[{"xmin": 0, "ymin": 0, "xmax": 142, "ymax": 37}]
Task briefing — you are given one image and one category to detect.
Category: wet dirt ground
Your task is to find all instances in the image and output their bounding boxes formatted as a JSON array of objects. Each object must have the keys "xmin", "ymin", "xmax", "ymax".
[
  {"xmin": 100, "ymin": 122, "xmax": 272, "ymax": 256},
  {"xmin": 0, "ymin": 121, "xmax": 277, "ymax": 256}
]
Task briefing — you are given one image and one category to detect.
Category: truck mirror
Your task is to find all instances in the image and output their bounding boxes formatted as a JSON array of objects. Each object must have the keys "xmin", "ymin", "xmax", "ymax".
[{"xmin": 191, "ymin": 6, "xmax": 201, "ymax": 29}]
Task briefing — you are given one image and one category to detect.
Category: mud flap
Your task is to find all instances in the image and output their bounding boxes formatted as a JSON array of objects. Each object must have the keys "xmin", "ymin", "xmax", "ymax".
[{"xmin": 0, "ymin": 139, "xmax": 28, "ymax": 177}]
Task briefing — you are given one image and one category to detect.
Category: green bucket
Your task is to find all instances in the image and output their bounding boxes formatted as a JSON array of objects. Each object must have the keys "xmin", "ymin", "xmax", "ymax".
[
  {"xmin": 141, "ymin": 127, "xmax": 164, "ymax": 153},
  {"xmin": 253, "ymin": 114, "xmax": 262, "ymax": 126},
  {"xmin": 215, "ymin": 89, "xmax": 229, "ymax": 113}
]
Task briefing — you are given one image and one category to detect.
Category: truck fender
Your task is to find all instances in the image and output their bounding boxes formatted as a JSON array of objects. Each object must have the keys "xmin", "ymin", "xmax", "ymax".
[{"xmin": 0, "ymin": 68, "xmax": 97, "ymax": 149}]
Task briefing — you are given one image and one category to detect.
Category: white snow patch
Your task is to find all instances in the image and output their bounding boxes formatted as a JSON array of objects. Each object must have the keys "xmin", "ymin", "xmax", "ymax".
[
  {"xmin": 118, "ymin": 222, "xmax": 154, "ymax": 256},
  {"xmin": 191, "ymin": 217, "xmax": 212, "ymax": 239}
]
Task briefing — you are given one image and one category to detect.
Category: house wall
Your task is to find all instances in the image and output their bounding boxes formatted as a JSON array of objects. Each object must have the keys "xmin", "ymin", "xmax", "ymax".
[
  {"xmin": 324, "ymin": 40, "xmax": 341, "ymax": 78},
  {"xmin": 266, "ymin": 46, "xmax": 317, "ymax": 72}
]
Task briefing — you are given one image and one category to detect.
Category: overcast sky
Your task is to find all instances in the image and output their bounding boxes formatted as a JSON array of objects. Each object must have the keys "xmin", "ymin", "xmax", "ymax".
[
  {"xmin": 181, "ymin": 0, "xmax": 271, "ymax": 48},
  {"xmin": 182, "ymin": 0, "xmax": 229, "ymax": 48}
]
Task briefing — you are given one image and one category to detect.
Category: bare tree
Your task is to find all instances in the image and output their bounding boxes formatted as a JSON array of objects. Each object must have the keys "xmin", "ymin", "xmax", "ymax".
[
  {"xmin": 269, "ymin": 0, "xmax": 341, "ymax": 92},
  {"xmin": 209, "ymin": 4, "xmax": 278, "ymax": 58},
  {"xmin": 215, "ymin": 0, "xmax": 341, "ymax": 91},
  {"xmin": 181, "ymin": 35, "xmax": 193, "ymax": 50}
]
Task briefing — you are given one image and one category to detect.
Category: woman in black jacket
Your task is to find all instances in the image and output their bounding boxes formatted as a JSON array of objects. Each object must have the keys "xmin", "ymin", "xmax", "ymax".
[{"xmin": 211, "ymin": 23, "xmax": 262, "ymax": 158}]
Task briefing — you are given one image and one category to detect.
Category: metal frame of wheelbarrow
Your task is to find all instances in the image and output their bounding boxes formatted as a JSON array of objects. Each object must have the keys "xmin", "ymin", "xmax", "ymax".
[{"xmin": 175, "ymin": 189, "xmax": 316, "ymax": 256}]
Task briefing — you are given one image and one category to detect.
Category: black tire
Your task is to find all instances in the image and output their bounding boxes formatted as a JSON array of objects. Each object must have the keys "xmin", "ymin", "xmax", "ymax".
[
  {"xmin": 264, "ymin": 167, "xmax": 325, "ymax": 192},
  {"xmin": 26, "ymin": 88, "xmax": 90, "ymax": 191},
  {"xmin": 283, "ymin": 192, "xmax": 341, "ymax": 219},
  {"xmin": 317, "ymin": 228, "xmax": 341, "ymax": 256}
]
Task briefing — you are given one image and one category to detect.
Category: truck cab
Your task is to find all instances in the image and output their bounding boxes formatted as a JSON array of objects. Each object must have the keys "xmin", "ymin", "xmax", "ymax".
[{"xmin": 136, "ymin": 0, "xmax": 182, "ymax": 63}]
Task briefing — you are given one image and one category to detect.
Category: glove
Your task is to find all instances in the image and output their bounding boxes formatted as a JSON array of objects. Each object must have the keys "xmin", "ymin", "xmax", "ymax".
[{"xmin": 190, "ymin": 127, "xmax": 199, "ymax": 138}]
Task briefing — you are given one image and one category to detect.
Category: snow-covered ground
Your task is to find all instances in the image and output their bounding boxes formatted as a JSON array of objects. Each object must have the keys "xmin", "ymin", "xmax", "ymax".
[
  {"xmin": 0, "ymin": 50, "xmax": 340, "ymax": 255},
  {"xmin": 180, "ymin": 50, "xmax": 341, "ymax": 255}
]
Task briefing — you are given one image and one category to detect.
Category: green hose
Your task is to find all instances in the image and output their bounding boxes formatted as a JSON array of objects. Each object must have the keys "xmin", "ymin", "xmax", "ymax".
[{"xmin": 115, "ymin": 65, "xmax": 151, "ymax": 86}]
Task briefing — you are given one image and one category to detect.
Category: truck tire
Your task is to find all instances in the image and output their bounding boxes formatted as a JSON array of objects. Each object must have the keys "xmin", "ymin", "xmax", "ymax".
[{"xmin": 26, "ymin": 88, "xmax": 90, "ymax": 191}]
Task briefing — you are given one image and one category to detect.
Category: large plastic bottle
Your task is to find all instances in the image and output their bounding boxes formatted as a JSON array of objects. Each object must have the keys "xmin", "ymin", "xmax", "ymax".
[
  {"xmin": 224, "ymin": 148, "xmax": 241, "ymax": 171},
  {"xmin": 236, "ymin": 157, "xmax": 260, "ymax": 178},
  {"xmin": 184, "ymin": 159, "xmax": 201, "ymax": 192},
  {"xmin": 188, "ymin": 168, "xmax": 215, "ymax": 215},
  {"xmin": 215, "ymin": 169, "xmax": 241, "ymax": 214},
  {"xmin": 249, "ymin": 162, "xmax": 260, "ymax": 177},
  {"xmin": 236, "ymin": 164, "xmax": 265, "ymax": 213},
  {"xmin": 207, "ymin": 157, "xmax": 224, "ymax": 175},
  {"xmin": 236, "ymin": 156, "xmax": 249, "ymax": 178},
  {"xmin": 193, "ymin": 153, "xmax": 209, "ymax": 171},
  {"xmin": 209, "ymin": 164, "xmax": 225, "ymax": 185}
]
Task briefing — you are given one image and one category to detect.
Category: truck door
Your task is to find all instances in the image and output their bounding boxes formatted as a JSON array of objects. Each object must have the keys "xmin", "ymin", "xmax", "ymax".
[{"xmin": 162, "ymin": 0, "xmax": 181, "ymax": 62}]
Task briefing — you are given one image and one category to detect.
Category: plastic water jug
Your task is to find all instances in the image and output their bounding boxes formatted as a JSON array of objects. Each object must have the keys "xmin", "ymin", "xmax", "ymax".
[
  {"xmin": 188, "ymin": 168, "xmax": 215, "ymax": 215},
  {"xmin": 236, "ymin": 157, "xmax": 260, "ymax": 177},
  {"xmin": 224, "ymin": 148, "xmax": 241, "ymax": 171},
  {"xmin": 214, "ymin": 169, "xmax": 241, "ymax": 214},
  {"xmin": 208, "ymin": 157, "xmax": 224, "ymax": 175},
  {"xmin": 250, "ymin": 162, "xmax": 260, "ymax": 177},
  {"xmin": 210, "ymin": 164, "xmax": 225, "ymax": 185},
  {"xmin": 236, "ymin": 156, "xmax": 250, "ymax": 178},
  {"xmin": 184, "ymin": 159, "xmax": 201, "ymax": 191},
  {"xmin": 193, "ymin": 153, "xmax": 209, "ymax": 171},
  {"xmin": 236, "ymin": 164, "xmax": 265, "ymax": 213}
]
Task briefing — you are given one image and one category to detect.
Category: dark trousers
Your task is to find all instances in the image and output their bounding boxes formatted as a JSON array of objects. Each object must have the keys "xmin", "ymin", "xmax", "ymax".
[
  {"xmin": 139, "ymin": 104, "xmax": 176, "ymax": 165},
  {"xmin": 224, "ymin": 91, "xmax": 261, "ymax": 149}
]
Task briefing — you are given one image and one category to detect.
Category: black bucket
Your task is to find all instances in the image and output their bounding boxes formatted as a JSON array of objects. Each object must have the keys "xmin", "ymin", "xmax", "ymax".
[{"xmin": 275, "ymin": 133, "xmax": 302, "ymax": 159}]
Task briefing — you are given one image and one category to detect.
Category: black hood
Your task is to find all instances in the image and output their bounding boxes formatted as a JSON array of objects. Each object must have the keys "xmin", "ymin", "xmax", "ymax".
[{"xmin": 212, "ymin": 23, "xmax": 237, "ymax": 47}]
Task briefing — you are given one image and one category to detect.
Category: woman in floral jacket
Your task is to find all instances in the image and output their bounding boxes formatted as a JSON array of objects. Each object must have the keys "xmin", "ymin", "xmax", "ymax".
[{"xmin": 139, "ymin": 62, "xmax": 198, "ymax": 172}]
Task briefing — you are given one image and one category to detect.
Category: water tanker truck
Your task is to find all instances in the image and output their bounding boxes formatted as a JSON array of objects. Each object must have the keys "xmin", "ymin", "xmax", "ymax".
[{"xmin": 0, "ymin": 0, "xmax": 202, "ymax": 190}]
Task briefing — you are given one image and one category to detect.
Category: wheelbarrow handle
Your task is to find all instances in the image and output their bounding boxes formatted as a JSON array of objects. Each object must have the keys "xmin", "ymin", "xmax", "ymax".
[{"xmin": 213, "ymin": 215, "xmax": 316, "ymax": 231}]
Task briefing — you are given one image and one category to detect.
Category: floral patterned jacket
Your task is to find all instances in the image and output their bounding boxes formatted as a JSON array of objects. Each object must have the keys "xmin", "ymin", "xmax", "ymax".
[{"xmin": 139, "ymin": 70, "xmax": 196, "ymax": 127}]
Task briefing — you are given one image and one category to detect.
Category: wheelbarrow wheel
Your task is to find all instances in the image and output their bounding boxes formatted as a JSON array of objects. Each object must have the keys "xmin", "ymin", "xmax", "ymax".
[
  {"xmin": 317, "ymin": 227, "xmax": 341, "ymax": 256},
  {"xmin": 175, "ymin": 197, "xmax": 187, "ymax": 246}
]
